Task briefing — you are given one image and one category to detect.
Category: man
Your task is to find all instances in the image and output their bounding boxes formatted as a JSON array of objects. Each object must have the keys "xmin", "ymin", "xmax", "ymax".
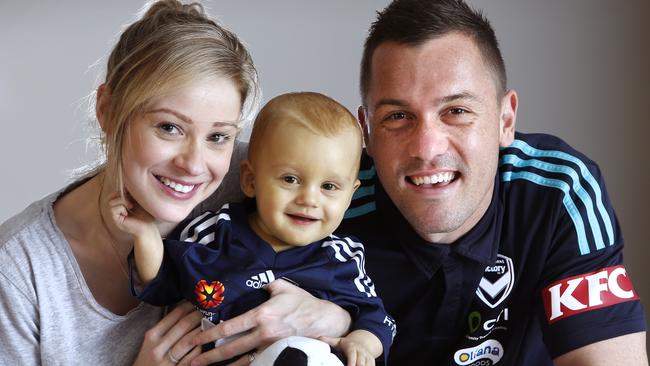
[{"xmin": 337, "ymin": 0, "xmax": 647, "ymax": 364}]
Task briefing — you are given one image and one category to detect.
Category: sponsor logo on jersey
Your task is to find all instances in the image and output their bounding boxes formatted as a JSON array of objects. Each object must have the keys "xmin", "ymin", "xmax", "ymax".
[
  {"xmin": 542, "ymin": 265, "xmax": 639, "ymax": 323},
  {"xmin": 246, "ymin": 270, "xmax": 276, "ymax": 289},
  {"xmin": 454, "ymin": 339, "xmax": 503, "ymax": 365},
  {"xmin": 194, "ymin": 280, "xmax": 225, "ymax": 309},
  {"xmin": 476, "ymin": 254, "xmax": 514, "ymax": 308},
  {"xmin": 466, "ymin": 308, "xmax": 509, "ymax": 340}
]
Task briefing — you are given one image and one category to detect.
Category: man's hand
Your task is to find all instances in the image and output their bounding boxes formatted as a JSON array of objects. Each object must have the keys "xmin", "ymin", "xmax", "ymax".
[{"xmin": 188, "ymin": 279, "xmax": 352, "ymax": 366}]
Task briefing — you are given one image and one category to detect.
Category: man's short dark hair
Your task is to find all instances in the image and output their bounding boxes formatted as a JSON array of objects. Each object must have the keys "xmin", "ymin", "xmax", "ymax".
[{"xmin": 360, "ymin": 0, "xmax": 507, "ymax": 105}]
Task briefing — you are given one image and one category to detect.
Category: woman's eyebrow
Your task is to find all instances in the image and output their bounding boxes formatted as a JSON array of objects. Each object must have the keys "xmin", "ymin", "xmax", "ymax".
[{"xmin": 147, "ymin": 108, "xmax": 240, "ymax": 127}]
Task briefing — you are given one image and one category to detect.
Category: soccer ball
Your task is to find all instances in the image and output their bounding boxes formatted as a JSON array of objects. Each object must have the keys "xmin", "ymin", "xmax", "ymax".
[{"xmin": 251, "ymin": 336, "xmax": 344, "ymax": 366}]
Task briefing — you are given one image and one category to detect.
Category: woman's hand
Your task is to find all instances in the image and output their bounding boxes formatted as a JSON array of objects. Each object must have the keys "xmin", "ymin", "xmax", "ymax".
[
  {"xmin": 133, "ymin": 302, "xmax": 203, "ymax": 366},
  {"xmin": 189, "ymin": 279, "xmax": 352, "ymax": 366}
]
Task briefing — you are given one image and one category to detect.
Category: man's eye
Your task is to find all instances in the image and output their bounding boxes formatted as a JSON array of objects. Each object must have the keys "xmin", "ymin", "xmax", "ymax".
[
  {"xmin": 387, "ymin": 112, "xmax": 407, "ymax": 120},
  {"xmin": 448, "ymin": 108, "xmax": 468, "ymax": 115},
  {"xmin": 283, "ymin": 176, "xmax": 298, "ymax": 184},
  {"xmin": 322, "ymin": 183, "xmax": 337, "ymax": 191}
]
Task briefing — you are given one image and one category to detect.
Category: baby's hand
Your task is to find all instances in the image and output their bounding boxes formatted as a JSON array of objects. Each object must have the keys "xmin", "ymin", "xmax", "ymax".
[
  {"xmin": 108, "ymin": 194, "xmax": 156, "ymax": 238},
  {"xmin": 321, "ymin": 332, "xmax": 379, "ymax": 366}
]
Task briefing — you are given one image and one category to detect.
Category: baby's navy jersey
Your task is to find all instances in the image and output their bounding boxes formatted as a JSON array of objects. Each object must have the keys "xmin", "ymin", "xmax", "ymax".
[
  {"xmin": 337, "ymin": 131, "xmax": 646, "ymax": 365},
  {"xmin": 131, "ymin": 202, "xmax": 395, "ymax": 364}
]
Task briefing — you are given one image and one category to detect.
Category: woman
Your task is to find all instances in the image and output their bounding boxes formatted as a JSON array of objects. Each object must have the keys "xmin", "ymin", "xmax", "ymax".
[{"xmin": 0, "ymin": 1, "xmax": 348, "ymax": 365}]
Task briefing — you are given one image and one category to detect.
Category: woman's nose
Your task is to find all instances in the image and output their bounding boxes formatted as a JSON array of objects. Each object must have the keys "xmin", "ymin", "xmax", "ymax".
[{"xmin": 173, "ymin": 141, "xmax": 206, "ymax": 175}]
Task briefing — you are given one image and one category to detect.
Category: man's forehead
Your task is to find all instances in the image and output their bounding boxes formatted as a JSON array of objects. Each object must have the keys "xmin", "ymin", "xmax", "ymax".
[{"xmin": 367, "ymin": 35, "xmax": 499, "ymax": 106}]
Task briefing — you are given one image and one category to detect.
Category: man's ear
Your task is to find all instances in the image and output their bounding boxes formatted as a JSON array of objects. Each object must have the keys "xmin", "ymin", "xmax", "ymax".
[
  {"xmin": 357, "ymin": 106, "xmax": 372, "ymax": 156},
  {"xmin": 240, "ymin": 160, "xmax": 256, "ymax": 198},
  {"xmin": 96, "ymin": 84, "xmax": 110, "ymax": 132},
  {"xmin": 498, "ymin": 89, "xmax": 518, "ymax": 147}
]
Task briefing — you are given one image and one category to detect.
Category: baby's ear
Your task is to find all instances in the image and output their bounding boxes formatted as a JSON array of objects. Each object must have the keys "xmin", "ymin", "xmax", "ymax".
[
  {"xmin": 240, "ymin": 160, "xmax": 256, "ymax": 198},
  {"xmin": 353, "ymin": 179, "xmax": 361, "ymax": 191}
]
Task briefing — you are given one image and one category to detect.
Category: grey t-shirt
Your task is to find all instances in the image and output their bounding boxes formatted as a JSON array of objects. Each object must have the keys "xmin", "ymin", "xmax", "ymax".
[{"xmin": 0, "ymin": 188, "xmax": 163, "ymax": 365}]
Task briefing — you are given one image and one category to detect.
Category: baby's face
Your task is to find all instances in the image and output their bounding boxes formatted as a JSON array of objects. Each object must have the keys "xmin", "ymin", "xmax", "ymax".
[{"xmin": 247, "ymin": 124, "xmax": 360, "ymax": 251}]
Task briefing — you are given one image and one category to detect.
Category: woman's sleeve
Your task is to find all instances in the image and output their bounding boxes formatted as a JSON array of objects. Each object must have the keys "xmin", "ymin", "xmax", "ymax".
[{"xmin": 0, "ymin": 270, "xmax": 40, "ymax": 364}]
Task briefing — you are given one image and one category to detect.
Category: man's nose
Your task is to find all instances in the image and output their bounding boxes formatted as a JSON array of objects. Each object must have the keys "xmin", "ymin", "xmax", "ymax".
[{"xmin": 407, "ymin": 115, "xmax": 449, "ymax": 161}]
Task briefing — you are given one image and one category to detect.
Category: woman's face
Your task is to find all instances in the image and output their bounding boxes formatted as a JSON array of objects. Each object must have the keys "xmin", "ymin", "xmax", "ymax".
[{"xmin": 121, "ymin": 78, "xmax": 242, "ymax": 225}]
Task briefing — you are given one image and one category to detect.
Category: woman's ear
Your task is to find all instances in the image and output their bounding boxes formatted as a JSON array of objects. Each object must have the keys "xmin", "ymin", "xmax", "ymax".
[
  {"xmin": 96, "ymin": 84, "xmax": 110, "ymax": 132},
  {"xmin": 240, "ymin": 160, "xmax": 256, "ymax": 198}
]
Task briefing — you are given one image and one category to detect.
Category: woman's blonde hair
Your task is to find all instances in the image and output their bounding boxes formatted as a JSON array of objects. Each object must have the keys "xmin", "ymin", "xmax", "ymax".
[{"xmin": 100, "ymin": 0, "xmax": 260, "ymax": 192}]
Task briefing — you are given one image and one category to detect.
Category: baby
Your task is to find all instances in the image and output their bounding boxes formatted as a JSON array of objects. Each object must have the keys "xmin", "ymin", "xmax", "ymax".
[{"xmin": 111, "ymin": 92, "xmax": 394, "ymax": 365}]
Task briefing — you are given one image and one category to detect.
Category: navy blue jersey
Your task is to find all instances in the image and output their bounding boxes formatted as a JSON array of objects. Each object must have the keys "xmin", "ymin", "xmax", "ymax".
[
  {"xmin": 131, "ymin": 202, "xmax": 395, "ymax": 363},
  {"xmin": 337, "ymin": 132, "xmax": 645, "ymax": 365}
]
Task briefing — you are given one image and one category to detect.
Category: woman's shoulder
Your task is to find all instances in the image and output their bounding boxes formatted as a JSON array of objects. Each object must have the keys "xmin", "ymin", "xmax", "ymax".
[{"xmin": 0, "ymin": 192, "xmax": 59, "ymax": 250}]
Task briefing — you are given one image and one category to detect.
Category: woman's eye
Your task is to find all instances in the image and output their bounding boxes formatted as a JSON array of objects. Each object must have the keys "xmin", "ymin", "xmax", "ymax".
[
  {"xmin": 209, "ymin": 133, "xmax": 231, "ymax": 145},
  {"xmin": 158, "ymin": 122, "xmax": 180, "ymax": 135},
  {"xmin": 322, "ymin": 183, "xmax": 337, "ymax": 191}
]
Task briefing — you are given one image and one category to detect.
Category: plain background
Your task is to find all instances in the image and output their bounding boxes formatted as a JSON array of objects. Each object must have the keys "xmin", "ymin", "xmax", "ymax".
[{"xmin": 1, "ymin": 0, "xmax": 648, "ymax": 351}]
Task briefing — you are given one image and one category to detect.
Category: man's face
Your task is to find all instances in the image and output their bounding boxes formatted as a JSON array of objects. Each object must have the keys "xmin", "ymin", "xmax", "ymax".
[{"xmin": 363, "ymin": 32, "xmax": 516, "ymax": 243}]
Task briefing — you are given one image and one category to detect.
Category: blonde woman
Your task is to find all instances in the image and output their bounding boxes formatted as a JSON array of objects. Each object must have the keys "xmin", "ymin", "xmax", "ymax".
[{"xmin": 0, "ymin": 1, "xmax": 348, "ymax": 365}]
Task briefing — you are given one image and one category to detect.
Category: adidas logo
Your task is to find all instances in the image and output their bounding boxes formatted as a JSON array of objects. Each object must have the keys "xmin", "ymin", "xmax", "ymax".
[{"xmin": 245, "ymin": 270, "xmax": 276, "ymax": 289}]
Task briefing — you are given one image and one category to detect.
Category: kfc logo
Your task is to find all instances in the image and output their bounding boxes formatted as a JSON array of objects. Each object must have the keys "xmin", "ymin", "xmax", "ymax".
[{"xmin": 542, "ymin": 266, "xmax": 639, "ymax": 323}]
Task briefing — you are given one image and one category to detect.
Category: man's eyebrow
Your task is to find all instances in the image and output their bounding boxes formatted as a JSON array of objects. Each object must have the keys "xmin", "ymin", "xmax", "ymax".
[
  {"xmin": 375, "ymin": 98, "xmax": 409, "ymax": 108},
  {"xmin": 374, "ymin": 92, "xmax": 480, "ymax": 109},
  {"xmin": 147, "ymin": 108, "xmax": 240, "ymax": 127},
  {"xmin": 438, "ymin": 92, "xmax": 480, "ymax": 104}
]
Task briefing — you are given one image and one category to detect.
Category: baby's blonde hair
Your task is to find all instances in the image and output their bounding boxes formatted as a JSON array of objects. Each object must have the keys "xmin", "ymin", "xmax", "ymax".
[{"xmin": 248, "ymin": 92, "xmax": 362, "ymax": 169}]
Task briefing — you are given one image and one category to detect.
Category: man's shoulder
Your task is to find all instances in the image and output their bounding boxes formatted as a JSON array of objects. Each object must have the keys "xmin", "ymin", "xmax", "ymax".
[{"xmin": 501, "ymin": 132, "xmax": 599, "ymax": 170}]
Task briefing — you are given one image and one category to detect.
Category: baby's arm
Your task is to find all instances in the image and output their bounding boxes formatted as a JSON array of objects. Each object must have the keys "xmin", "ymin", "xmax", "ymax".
[
  {"xmin": 323, "ymin": 330, "xmax": 382, "ymax": 366},
  {"xmin": 108, "ymin": 195, "xmax": 163, "ymax": 284}
]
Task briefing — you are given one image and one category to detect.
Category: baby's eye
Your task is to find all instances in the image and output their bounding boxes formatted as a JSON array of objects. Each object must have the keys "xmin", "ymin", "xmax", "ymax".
[
  {"xmin": 322, "ymin": 183, "xmax": 338, "ymax": 191},
  {"xmin": 283, "ymin": 176, "xmax": 298, "ymax": 184}
]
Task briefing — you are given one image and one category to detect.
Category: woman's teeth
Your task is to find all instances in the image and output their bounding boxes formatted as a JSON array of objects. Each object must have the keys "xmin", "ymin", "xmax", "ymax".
[
  {"xmin": 159, "ymin": 176, "xmax": 195, "ymax": 193},
  {"xmin": 411, "ymin": 172, "xmax": 455, "ymax": 186}
]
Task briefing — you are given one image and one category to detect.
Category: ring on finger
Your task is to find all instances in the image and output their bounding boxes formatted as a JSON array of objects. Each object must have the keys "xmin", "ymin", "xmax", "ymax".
[
  {"xmin": 167, "ymin": 348, "xmax": 181, "ymax": 364},
  {"xmin": 248, "ymin": 351, "xmax": 257, "ymax": 363}
]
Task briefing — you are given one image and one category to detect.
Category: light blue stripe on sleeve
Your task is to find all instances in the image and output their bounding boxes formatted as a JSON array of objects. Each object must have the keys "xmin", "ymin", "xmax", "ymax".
[
  {"xmin": 357, "ymin": 166, "xmax": 376, "ymax": 180},
  {"xmin": 344, "ymin": 202, "xmax": 377, "ymax": 219},
  {"xmin": 501, "ymin": 171, "xmax": 592, "ymax": 255},
  {"xmin": 352, "ymin": 185, "xmax": 375, "ymax": 200},
  {"xmin": 501, "ymin": 154, "xmax": 605, "ymax": 251},
  {"xmin": 509, "ymin": 139, "xmax": 614, "ymax": 246}
]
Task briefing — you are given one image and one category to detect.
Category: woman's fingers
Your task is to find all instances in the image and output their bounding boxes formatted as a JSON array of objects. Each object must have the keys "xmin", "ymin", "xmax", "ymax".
[{"xmin": 149, "ymin": 302, "xmax": 196, "ymax": 338}]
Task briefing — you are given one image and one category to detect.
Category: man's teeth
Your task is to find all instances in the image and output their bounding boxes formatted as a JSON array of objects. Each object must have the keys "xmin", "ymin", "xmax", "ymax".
[
  {"xmin": 411, "ymin": 172, "xmax": 455, "ymax": 186},
  {"xmin": 159, "ymin": 176, "xmax": 195, "ymax": 193}
]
